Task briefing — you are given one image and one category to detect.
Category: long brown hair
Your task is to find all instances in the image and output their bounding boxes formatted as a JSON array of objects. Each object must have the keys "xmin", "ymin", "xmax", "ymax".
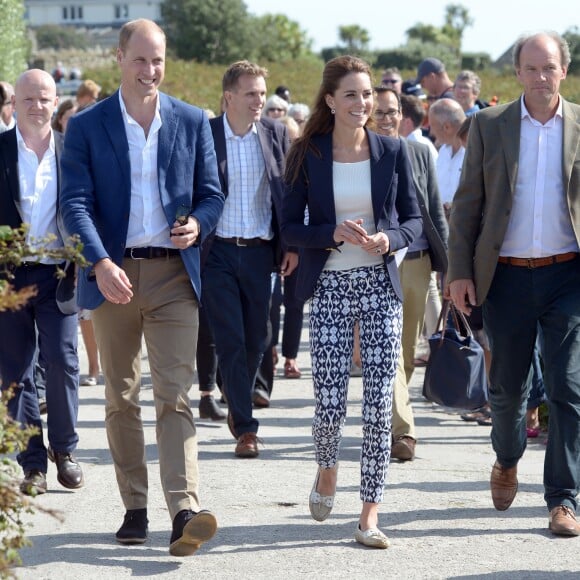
[{"xmin": 285, "ymin": 55, "xmax": 375, "ymax": 185}]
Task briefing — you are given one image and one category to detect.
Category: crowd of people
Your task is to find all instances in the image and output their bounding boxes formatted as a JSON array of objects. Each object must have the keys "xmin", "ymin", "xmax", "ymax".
[{"xmin": 0, "ymin": 19, "xmax": 579, "ymax": 558}]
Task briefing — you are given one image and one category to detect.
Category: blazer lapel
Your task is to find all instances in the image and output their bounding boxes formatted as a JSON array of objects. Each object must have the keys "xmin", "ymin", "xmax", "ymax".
[
  {"xmin": 4, "ymin": 129, "xmax": 21, "ymax": 211},
  {"xmin": 157, "ymin": 93, "xmax": 178, "ymax": 198},
  {"xmin": 54, "ymin": 131, "xmax": 68, "ymax": 241},
  {"xmin": 256, "ymin": 122, "xmax": 273, "ymax": 180},
  {"xmin": 210, "ymin": 116, "xmax": 228, "ymax": 195},
  {"xmin": 562, "ymin": 99, "xmax": 580, "ymax": 203},
  {"xmin": 102, "ymin": 91, "xmax": 131, "ymax": 190},
  {"xmin": 310, "ymin": 134, "xmax": 336, "ymax": 225},
  {"xmin": 499, "ymin": 100, "xmax": 521, "ymax": 196},
  {"xmin": 367, "ymin": 130, "xmax": 389, "ymax": 225}
]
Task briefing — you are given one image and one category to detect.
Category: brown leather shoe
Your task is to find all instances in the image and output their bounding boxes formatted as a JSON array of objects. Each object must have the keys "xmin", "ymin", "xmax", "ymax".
[
  {"xmin": 391, "ymin": 436, "xmax": 416, "ymax": 461},
  {"xmin": 48, "ymin": 447, "xmax": 84, "ymax": 489},
  {"xmin": 235, "ymin": 432, "xmax": 260, "ymax": 458},
  {"xmin": 20, "ymin": 469, "xmax": 47, "ymax": 496},
  {"xmin": 549, "ymin": 505, "xmax": 580, "ymax": 536},
  {"xmin": 490, "ymin": 461, "xmax": 518, "ymax": 511}
]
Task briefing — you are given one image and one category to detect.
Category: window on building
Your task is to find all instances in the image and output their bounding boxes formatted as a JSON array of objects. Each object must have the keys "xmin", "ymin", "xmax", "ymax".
[
  {"xmin": 114, "ymin": 4, "xmax": 129, "ymax": 19},
  {"xmin": 62, "ymin": 5, "xmax": 84, "ymax": 21}
]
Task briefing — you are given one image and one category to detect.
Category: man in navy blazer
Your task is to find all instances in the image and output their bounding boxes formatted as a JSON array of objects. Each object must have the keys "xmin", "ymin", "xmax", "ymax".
[
  {"xmin": 0, "ymin": 69, "xmax": 83, "ymax": 497},
  {"xmin": 202, "ymin": 61, "xmax": 298, "ymax": 458},
  {"xmin": 60, "ymin": 19, "xmax": 224, "ymax": 556}
]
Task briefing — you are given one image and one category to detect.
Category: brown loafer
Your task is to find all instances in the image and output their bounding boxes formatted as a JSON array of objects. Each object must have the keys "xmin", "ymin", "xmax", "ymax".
[
  {"xmin": 490, "ymin": 461, "xmax": 518, "ymax": 511},
  {"xmin": 391, "ymin": 436, "xmax": 416, "ymax": 461},
  {"xmin": 235, "ymin": 432, "xmax": 260, "ymax": 458},
  {"xmin": 549, "ymin": 505, "xmax": 580, "ymax": 536}
]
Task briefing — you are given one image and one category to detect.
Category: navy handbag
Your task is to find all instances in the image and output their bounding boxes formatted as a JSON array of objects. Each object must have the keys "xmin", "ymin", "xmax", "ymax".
[{"xmin": 422, "ymin": 300, "xmax": 488, "ymax": 410}]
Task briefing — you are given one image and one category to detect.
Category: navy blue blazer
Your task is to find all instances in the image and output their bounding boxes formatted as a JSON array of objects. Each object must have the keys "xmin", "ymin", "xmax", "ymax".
[
  {"xmin": 60, "ymin": 90, "xmax": 225, "ymax": 309},
  {"xmin": 207, "ymin": 114, "xmax": 290, "ymax": 266},
  {"xmin": 281, "ymin": 130, "xmax": 422, "ymax": 302}
]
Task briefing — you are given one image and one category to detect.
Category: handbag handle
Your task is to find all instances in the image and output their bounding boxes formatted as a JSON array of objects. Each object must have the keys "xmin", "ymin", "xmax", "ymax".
[{"xmin": 435, "ymin": 300, "xmax": 475, "ymax": 339}]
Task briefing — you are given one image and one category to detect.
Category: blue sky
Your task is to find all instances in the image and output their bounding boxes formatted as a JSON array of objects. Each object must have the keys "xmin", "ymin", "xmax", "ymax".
[{"xmin": 244, "ymin": 0, "xmax": 578, "ymax": 61}]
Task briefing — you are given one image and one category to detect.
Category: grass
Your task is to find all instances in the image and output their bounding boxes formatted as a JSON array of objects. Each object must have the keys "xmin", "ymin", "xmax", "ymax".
[{"xmin": 86, "ymin": 57, "xmax": 580, "ymax": 111}]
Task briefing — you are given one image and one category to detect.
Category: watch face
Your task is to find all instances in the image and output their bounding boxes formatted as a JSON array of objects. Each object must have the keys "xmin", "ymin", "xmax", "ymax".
[{"xmin": 176, "ymin": 204, "xmax": 190, "ymax": 225}]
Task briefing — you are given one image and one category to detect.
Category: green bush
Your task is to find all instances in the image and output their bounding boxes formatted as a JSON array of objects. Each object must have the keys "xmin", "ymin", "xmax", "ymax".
[{"xmin": 35, "ymin": 25, "xmax": 88, "ymax": 50}]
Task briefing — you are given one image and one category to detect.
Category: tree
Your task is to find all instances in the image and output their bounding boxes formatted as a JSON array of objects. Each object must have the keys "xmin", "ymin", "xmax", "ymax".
[
  {"xmin": 338, "ymin": 25, "xmax": 371, "ymax": 54},
  {"xmin": 405, "ymin": 23, "xmax": 447, "ymax": 46},
  {"xmin": 563, "ymin": 26, "xmax": 580, "ymax": 75},
  {"xmin": 405, "ymin": 3, "xmax": 474, "ymax": 58},
  {"xmin": 441, "ymin": 3, "xmax": 474, "ymax": 54},
  {"xmin": 161, "ymin": 0, "xmax": 252, "ymax": 64},
  {"xmin": 0, "ymin": 0, "xmax": 28, "ymax": 83},
  {"xmin": 252, "ymin": 14, "xmax": 313, "ymax": 62},
  {"xmin": 35, "ymin": 24, "xmax": 88, "ymax": 50}
]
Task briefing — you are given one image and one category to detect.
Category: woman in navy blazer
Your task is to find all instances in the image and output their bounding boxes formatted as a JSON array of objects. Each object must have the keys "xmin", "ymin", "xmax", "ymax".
[{"xmin": 281, "ymin": 56, "xmax": 421, "ymax": 549}]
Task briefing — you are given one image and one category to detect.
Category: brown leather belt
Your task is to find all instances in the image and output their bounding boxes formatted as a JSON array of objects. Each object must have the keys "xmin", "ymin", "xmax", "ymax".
[
  {"xmin": 498, "ymin": 252, "xmax": 578, "ymax": 268},
  {"xmin": 124, "ymin": 247, "xmax": 180, "ymax": 260},
  {"xmin": 215, "ymin": 236, "xmax": 269, "ymax": 247}
]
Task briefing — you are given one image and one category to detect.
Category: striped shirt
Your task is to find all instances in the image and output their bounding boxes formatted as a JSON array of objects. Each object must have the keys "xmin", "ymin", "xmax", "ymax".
[{"xmin": 216, "ymin": 114, "xmax": 273, "ymax": 239}]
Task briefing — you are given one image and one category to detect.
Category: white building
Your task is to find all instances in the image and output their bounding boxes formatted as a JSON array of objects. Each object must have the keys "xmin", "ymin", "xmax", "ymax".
[{"xmin": 24, "ymin": 0, "xmax": 163, "ymax": 28}]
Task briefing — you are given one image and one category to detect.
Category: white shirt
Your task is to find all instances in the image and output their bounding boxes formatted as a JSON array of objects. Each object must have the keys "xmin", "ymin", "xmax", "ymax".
[
  {"xmin": 16, "ymin": 127, "xmax": 62, "ymax": 263},
  {"xmin": 324, "ymin": 160, "xmax": 382, "ymax": 271},
  {"xmin": 436, "ymin": 144, "xmax": 465, "ymax": 205},
  {"xmin": 216, "ymin": 114, "xmax": 273, "ymax": 240},
  {"xmin": 0, "ymin": 116, "xmax": 16, "ymax": 133},
  {"xmin": 407, "ymin": 128, "xmax": 438, "ymax": 161},
  {"xmin": 119, "ymin": 91, "xmax": 171, "ymax": 248},
  {"xmin": 500, "ymin": 96, "xmax": 579, "ymax": 258}
]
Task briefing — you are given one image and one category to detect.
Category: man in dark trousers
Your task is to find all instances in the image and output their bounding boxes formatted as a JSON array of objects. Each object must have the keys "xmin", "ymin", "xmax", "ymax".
[
  {"xmin": 0, "ymin": 69, "xmax": 83, "ymax": 496},
  {"xmin": 204, "ymin": 60, "xmax": 298, "ymax": 458},
  {"xmin": 447, "ymin": 31, "xmax": 580, "ymax": 536}
]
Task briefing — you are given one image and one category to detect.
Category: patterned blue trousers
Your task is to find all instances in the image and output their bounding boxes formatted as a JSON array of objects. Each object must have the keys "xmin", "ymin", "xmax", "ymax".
[{"xmin": 310, "ymin": 265, "xmax": 403, "ymax": 503}]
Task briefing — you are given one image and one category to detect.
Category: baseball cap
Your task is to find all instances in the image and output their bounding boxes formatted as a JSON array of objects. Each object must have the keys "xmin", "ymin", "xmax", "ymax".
[
  {"xmin": 414, "ymin": 58, "xmax": 445, "ymax": 84},
  {"xmin": 402, "ymin": 80, "xmax": 426, "ymax": 99}
]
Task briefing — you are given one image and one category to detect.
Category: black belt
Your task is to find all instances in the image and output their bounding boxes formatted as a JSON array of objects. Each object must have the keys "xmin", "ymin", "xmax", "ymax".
[
  {"xmin": 215, "ymin": 236, "xmax": 269, "ymax": 247},
  {"xmin": 405, "ymin": 250, "xmax": 429, "ymax": 260},
  {"xmin": 124, "ymin": 247, "xmax": 180, "ymax": 260}
]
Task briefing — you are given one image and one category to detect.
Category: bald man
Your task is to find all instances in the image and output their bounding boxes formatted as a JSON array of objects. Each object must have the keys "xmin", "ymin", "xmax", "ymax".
[{"xmin": 0, "ymin": 70, "xmax": 83, "ymax": 496}]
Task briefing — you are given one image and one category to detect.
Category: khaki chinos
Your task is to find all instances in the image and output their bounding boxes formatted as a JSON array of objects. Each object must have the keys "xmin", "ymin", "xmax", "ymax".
[
  {"xmin": 92, "ymin": 255, "xmax": 200, "ymax": 519},
  {"xmin": 392, "ymin": 252, "xmax": 432, "ymax": 439}
]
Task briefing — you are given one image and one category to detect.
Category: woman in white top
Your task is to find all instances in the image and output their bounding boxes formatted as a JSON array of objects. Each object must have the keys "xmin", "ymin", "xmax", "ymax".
[{"xmin": 282, "ymin": 55, "xmax": 421, "ymax": 549}]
